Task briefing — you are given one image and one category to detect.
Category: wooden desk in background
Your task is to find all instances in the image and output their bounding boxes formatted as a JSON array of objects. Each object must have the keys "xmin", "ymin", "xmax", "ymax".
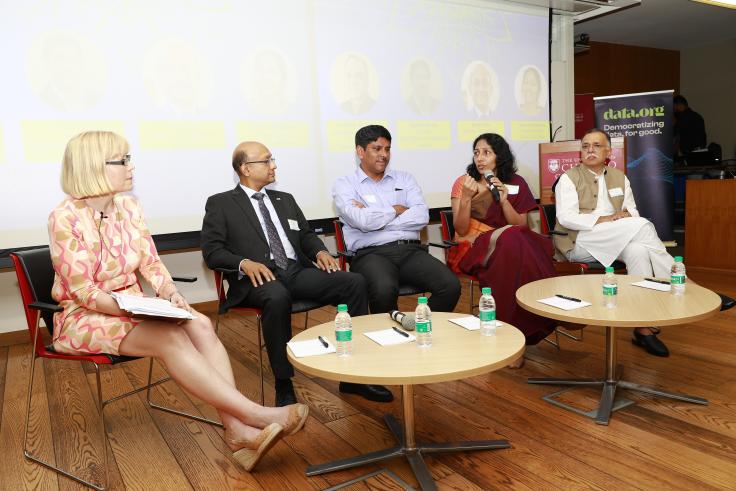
[{"xmin": 685, "ymin": 179, "xmax": 736, "ymax": 271}]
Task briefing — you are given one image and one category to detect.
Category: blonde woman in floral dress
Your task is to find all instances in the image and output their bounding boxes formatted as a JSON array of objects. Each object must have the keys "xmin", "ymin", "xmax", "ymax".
[{"xmin": 48, "ymin": 131, "xmax": 307, "ymax": 471}]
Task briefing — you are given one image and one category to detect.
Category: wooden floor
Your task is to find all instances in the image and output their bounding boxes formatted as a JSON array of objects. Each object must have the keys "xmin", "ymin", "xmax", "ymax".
[{"xmin": 1, "ymin": 270, "xmax": 735, "ymax": 490}]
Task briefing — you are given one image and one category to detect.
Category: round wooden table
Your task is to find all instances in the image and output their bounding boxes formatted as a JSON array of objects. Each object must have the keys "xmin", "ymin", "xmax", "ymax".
[
  {"xmin": 288, "ymin": 312, "xmax": 525, "ymax": 491},
  {"xmin": 516, "ymin": 274, "xmax": 721, "ymax": 425}
]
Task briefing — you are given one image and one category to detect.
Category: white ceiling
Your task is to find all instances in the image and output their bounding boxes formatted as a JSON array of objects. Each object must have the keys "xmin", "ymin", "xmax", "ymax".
[{"xmin": 574, "ymin": 0, "xmax": 736, "ymax": 50}]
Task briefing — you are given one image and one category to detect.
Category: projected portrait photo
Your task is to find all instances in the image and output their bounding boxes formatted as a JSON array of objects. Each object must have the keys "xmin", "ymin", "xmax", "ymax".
[
  {"xmin": 142, "ymin": 38, "xmax": 213, "ymax": 114},
  {"xmin": 241, "ymin": 47, "xmax": 297, "ymax": 116},
  {"xmin": 460, "ymin": 61, "xmax": 500, "ymax": 117},
  {"xmin": 401, "ymin": 58, "xmax": 443, "ymax": 116},
  {"xmin": 26, "ymin": 31, "xmax": 107, "ymax": 112},
  {"xmin": 514, "ymin": 65, "xmax": 547, "ymax": 116},
  {"xmin": 330, "ymin": 52, "xmax": 379, "ymax": 115}
]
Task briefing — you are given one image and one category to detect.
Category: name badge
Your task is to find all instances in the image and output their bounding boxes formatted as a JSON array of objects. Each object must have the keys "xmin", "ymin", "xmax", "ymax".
[
  {"xmin": 363, "ymin": 194, "xmax": 377, "ymax": 203},
  {"xmin": 505, "ymin": 184, "xmax": 519, "ymax": 195},
  {"xmin": 288, "ymin": 219, "xmax": 299, "ymax": 230},
  {"xmin": 608, "ymin": 187, "xmax": 624, "ymax": 197}
]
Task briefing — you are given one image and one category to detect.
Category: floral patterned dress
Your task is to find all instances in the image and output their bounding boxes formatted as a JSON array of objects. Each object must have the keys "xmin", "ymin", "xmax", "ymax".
[{"xmin": 48, "ymin": 195, "xmax": 175, "ymax": 355}]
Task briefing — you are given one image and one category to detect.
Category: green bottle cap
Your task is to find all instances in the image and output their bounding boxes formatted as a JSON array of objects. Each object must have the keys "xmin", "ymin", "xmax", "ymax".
[
  {"xmin": 337, "ymin": 304, "xmax": 348, "ymax": 312},
  {"xmin": 482, "ymin": 287, "xmax": 492, "ymax": 294},
  {"xmin": 418, "ymin": 297, "xmax": 428, "ymax": 304},
  {"xmin": 674, "ymin": 256, "xmax": 683, "ymax": 262},
  {"xmin": 605, "ymin": 266, "xmax": 614, "ymax": 273}
]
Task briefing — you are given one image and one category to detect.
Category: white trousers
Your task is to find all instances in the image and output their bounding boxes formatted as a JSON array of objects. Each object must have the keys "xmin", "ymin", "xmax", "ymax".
[{"xmin": 567, "ymin": 221, "xmax": 674, "ymax": 278}]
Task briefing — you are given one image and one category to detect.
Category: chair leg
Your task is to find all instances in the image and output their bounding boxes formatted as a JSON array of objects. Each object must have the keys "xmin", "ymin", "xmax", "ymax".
[
  {"xmin": 469, "ymin": 279, "xmax": 475, "ymax": 314},
  {"xmin": 95, "ymin": 363, "xmax": 110, "ymax": 491},
  {"xmin": 257, "ymin": 315, "xmax": 265, "ymax": 406},
  {"xmin": 145, "ymin": 358, "xmax": 223, "ymax": 427},
  {"xmin": 543, "ymin": 329, "xmax": 561, "ymax": 349},
  {"xmin": 303, "ymin": 311, "xmax": 309, "ymax": 330}
]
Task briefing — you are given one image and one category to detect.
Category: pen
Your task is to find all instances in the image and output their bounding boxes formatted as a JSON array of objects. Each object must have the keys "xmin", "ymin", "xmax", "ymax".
[
  {"xmin": 392, "ymin": 326, "xmax": 410, "ymax": 338},
  {"xmin": 556, "ymin": 294, "xmax": 582, "ymax": 302},
  {"xmin": 317, "ymin": 335, "xmax": 329, "ymax": 348},
  {"xmin": 645, "ymin": 278, "xmax": 671, "ymax": 285}
]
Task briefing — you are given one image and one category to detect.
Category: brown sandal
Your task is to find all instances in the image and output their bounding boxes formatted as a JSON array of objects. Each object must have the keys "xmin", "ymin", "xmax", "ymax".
[
  {"xmin": 282, "ymin": 403, "xmax": 309, "ymax": 436},
  {"xmin": 228, "ymin": 423, "xmax": 284, "ymax": 472}
]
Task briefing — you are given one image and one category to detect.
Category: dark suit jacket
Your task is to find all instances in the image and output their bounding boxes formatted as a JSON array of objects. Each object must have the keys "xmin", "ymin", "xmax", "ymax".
[{"xmin": 201, "ymin": 185, "xmax": 327, "ymax": 311}]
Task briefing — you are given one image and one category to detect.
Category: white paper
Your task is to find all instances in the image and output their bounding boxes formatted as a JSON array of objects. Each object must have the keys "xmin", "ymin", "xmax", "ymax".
[
  {"xmin": 363, "ymin": 328, "xmax": 416, "ymax": 346},
  {"xmin": 538, "ymin": 296, "xmax": 592, "ymax": 311},
  {"xmin": 287, "ymin": 338, "xmax": 336, "ymax": 357},
  {"xmin": 505, "ymin": 184, "xmax": 519, "ymax": 195},
  {"xmin": 448, "ymin": 316, "xmax": 503, "ymax": 331},
  {"xmin": 111, "ymin": 292, "xmax": 194, "ymax": 319},
  {"xmin": 288, "ymin": 219, "xmax": 299, "ymax": 230},
  {"xmin": 631, "ymin": 280, "xmax": 671, "ymax": 292}
]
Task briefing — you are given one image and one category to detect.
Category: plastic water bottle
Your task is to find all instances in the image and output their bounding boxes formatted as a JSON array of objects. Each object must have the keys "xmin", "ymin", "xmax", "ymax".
[
  {"xmin": 671, "ymin": 256, "xmax": 686, "ymax": 296},
  {"xmin": 479, "ymin": 287, "xmax": 497, "ymax": 336},
  {"xmin": 335, "ymin": 304, "xmax": 353, "ymax": 356},
  {"xmin": 602, "ymin": 266, "xmax": 617, "ymax": 308},
  {"xmin": 415, "ymin": 297, "xmax": 432, "ymax": 347}
]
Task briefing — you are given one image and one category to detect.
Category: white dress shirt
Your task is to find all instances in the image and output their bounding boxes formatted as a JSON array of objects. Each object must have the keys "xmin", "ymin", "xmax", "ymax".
[{"xmin": 240, "ymin": 184, "xmax": 297, "ymax": 262}]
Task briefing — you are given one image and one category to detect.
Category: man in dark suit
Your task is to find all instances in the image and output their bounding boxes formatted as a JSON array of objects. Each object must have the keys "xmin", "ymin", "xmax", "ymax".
[{"xmin": 201, "ymin": 141, "xmax": 393, "ymax": 406}]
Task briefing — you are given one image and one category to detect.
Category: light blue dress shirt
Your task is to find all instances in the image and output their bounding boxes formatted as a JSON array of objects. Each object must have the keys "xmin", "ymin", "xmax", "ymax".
[{"xmin": 332, "ymin": 167, "xmax": 429, "ymax": 252}]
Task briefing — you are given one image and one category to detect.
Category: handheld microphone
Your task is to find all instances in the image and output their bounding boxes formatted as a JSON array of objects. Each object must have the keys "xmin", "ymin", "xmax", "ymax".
[
  {"xmin": 483, "ymin": 171, "xmax": 501, "ymax": 202},
  {"xmin": 389, "ymin": 310, "xmax": 416, "ymax": 331}
]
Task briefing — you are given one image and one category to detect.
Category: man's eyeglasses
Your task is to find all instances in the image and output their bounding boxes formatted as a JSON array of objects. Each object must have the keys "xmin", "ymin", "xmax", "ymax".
[
  {"xmin": 243, "ymin": 157, "xmax": 276, "ymax": 166},
  {"xmin": 106, "ymin": 155, "xmax": 131, "ymax": 166},
  {"xmin": 581, "ymin": 143, "xmax": 607, "ymax": 153}
]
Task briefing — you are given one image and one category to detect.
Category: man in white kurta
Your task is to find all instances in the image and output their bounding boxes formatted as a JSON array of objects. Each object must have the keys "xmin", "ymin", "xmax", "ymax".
[{"xmin": 554, "ymin": 129, "xmax": 674, "ymax": 357}]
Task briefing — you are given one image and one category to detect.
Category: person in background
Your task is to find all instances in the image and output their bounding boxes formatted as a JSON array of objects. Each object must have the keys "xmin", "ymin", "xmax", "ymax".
[
  {"xmin": 49, "ymin": 131, "xmax": 307, "ymax": 472},
  {"xmin": 673, "ymin": 94, "xmax": 706, "ymax": 159}
]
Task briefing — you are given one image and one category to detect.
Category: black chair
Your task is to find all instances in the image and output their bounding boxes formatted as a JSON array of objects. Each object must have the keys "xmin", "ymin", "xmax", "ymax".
[
  {"xmin": 10, "ymin": 247, "xmax": 221, "ymax": 491},
  {"xmin": 211, "ymin": 268, "xmax": 327, "ymax": 405}
]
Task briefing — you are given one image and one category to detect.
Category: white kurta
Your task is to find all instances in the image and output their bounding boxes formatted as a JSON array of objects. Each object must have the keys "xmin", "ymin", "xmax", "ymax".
[{"xmin": 556, "ymin": 170, "xmax": 671, "ymax": 276}]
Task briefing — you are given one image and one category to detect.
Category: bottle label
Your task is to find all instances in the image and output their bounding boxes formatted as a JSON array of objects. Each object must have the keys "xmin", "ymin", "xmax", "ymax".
[
  {"xmin": 671, "ymin": 274, "xmax": 686, "ymax": 285},
  {"xmin": 603, "ymin": 284, "xmax": 617, "ymax": 296},
  {"xmin": 416, "ymin": 320, "xmax": 432, "ymax": 333},
  {"xmin": 335, "ymin": 329, "xmax": 352, "ymax": 342},
  {"xmin": 479, "ymin": 310, "xmax": 496, "ymax": 322}
]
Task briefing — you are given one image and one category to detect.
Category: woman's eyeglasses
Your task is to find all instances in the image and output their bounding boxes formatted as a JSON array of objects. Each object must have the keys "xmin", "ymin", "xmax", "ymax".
[{"xmin": 106, "ymin": 155, "xmax": 131, "ymax": 166}]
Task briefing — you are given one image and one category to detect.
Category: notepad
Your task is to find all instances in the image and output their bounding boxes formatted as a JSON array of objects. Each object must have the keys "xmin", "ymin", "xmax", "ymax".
[
  {"xmin": 448, "ymin": 316, "xmax": 503, "ymax": 331},
  {"xmin": 631, "ymin": 280, "xmax": 671, "ymax": 292},
  {"xmin": 287, "ymin": 338, "xmax": 336, "ymax": 357},
  {"xmin": 363, "ymin": 328, "xmax": 416, "ymax": 346},
  {"xmin": 111, "ymin": 292, "xmax": 194, "ymax": 320},
  {"xmin": 538, "ymin": 296, "xmax": 592, "ymax": 311}
]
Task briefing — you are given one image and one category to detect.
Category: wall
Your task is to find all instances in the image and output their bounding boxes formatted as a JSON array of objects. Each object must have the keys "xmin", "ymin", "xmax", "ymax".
[
  {"xmin": 680, "ymin": 38, "xmax": 736, "ymax": 160},
  {"xmin": 575, "ymin": 41, "xmax": 680, "ymax": 97}
]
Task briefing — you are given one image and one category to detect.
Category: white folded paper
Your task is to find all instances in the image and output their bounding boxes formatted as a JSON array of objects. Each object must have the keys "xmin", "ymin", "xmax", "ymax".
[
  {"xmin": 631, "ymin": 280, "xmax": 671, "ymax": 292},
  {"xmin": 448, "ymin": 316, "xmax": 503, "ymax": 331},
  {"xmin": 363, "ymin": 328, "xmax": 416, "ymax": 346},
  {"xmin": 287, "ymin": 338, "xmax": 336, "ymax": 357},
  {"xmin": 538, "ymin": 296, "xmax": 592, "ymax": 311},
  {"xmin": 111, "ymin": 292, "xmax": 194, "ymax": 319}
]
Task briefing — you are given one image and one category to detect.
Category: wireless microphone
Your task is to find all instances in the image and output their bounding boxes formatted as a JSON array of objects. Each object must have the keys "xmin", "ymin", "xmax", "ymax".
[
  {"xmin": 483, "ymin": 171, "xmax": 501, "ymax": 202},
  {"xmin": 389, "ymin": 310, "xmax": 416, "ymax": 331}
]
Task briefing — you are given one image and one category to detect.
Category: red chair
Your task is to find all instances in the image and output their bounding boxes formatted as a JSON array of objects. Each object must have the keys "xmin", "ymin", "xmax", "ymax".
[
  {"xmin": 438, "ymin": 210, "xmax": 480, "ymax": 314},
  {"xmin": 11, "ymin": 247, "xmax": 221, "ymax": 491},
  {"xmin": 212, "ymin": 268, "xmax": 327, "ymax": 405}
]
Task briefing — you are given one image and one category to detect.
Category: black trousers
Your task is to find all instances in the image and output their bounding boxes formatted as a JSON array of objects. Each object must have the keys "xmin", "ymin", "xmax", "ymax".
[
  {"xmin": 349, "ymin": 243, "xmax": 461, "ymax": 314},
  {"xmin": 237, "ymin": 260, "xmax": 368, "ymax": 380}
]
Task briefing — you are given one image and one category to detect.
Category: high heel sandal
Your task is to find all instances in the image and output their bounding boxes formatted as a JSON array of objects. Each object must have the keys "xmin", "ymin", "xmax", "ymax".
[
  {"xmin": 227, "ymin": 423, "xmax": 284, "ymax": 472},
  {"xmin": 282, "ymin": 403, "xmax": 309, "ymax": 436}
]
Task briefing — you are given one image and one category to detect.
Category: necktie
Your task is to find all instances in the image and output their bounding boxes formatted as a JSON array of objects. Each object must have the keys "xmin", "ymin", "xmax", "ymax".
[{"xmin": 252, "ymin": 192, "xmax": 288, "ymax": 270}]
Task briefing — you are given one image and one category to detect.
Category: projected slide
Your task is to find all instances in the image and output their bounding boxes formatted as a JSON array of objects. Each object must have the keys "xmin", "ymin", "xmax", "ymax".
[{"xmin": 0, "ymin": 0, "xmax": 549, "ymax": 249}]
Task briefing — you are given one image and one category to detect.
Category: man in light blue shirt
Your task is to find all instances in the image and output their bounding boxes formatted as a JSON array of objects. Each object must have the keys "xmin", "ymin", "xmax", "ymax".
[{"xmin": 332, "ymin": 125, "xmax": 460, "ymax": 313}]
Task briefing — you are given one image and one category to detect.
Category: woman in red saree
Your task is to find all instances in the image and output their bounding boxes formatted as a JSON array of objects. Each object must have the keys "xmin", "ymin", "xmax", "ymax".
[{"xmin": 449, "ymin": 133, "xmax": 556, "ymax": 367}]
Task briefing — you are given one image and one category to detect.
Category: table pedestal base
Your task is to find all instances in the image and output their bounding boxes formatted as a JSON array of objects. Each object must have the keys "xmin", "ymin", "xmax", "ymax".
[
  {"xmin": 528, "ymin": 326, "xmax": 708, "ymax": 425},
  {"xmin": 305, "ymin": 385, "xmax": 510, "ymax": 491}
]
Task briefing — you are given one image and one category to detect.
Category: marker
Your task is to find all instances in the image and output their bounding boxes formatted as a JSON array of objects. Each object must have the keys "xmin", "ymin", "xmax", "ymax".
[
  {"xmin": 392, "ymin": 326, "xmax": 410, "ymax": 338},
  {"xmin": 317, "ymin": 335, "xmax": 329, "ymax": 348},
  {"xmin": 645, "ymin": 278, "xmax": 670, "ymax": 285},
  {"xmin": 556, "ymin": 294, "xmax": 581, "ymax": 302}
]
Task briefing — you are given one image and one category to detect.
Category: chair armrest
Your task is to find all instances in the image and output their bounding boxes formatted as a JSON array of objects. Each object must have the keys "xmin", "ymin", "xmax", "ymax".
[
  {"xmin": 214, "ymin": 267, "xmax": 240, "ymax": 274},
  {"xmin": 28, "ymin": 301, "xmax": 63, "ymax": 313},
  {"xmin": 427, "ymin": 241, "xmax": 452, "ymax": 250},
  {"xmin": 335, "ymin": 251, "xmax": 353, "ymax": 258},
  {"xmin": 549, "ymin": 231, "xmax": 568, "ymax": 236},
  {"xmin": 172, "ymin": 276, "xmax": 197, "ymax": 283}
]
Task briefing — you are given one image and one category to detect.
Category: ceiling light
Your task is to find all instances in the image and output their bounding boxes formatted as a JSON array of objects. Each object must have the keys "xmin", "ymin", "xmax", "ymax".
[{"xmin": 692, "ymin": 0, "xmax": 736, "ymax": 9}]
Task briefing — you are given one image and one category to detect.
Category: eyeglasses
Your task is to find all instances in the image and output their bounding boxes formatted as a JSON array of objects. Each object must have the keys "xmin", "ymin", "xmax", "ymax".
[
  {"xmin": 581, "ymin": 143, "xmax": 608, "ymax": 153},
  {"xmin": 243, "ymin": 157, "xmax": 276, "ymax": 166},
  {"xmin": 106, "ymin": 154, "xmax": 131, "ymax": 166}
]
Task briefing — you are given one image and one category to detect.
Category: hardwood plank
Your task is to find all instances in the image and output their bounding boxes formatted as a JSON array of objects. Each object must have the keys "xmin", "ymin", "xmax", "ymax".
[
  {"xmin": 0, "ymin": 347, "xmax": 7, "ymax": 431},
  {"xmin": 0, "ymin": 345, "xmax": 58, "ymax": 491}
]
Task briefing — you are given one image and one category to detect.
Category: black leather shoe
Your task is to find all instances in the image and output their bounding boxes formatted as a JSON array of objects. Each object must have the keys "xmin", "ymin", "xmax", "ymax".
[
  {"xmin": 632, "ymin": 329, "xmax": 669, "ymax": 357},
  {"xmin": 339, "ymin": 382, "xmax": 394, "ymax": 403},
  {"xmin": 275, "ymin": 379, "xmax": 297, "ymax": 407}
]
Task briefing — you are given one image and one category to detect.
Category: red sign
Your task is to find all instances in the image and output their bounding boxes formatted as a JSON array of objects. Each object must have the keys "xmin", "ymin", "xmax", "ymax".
[{"xmin": 575, "ymin": 93, "xmax": 595, "ymax": 139}]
